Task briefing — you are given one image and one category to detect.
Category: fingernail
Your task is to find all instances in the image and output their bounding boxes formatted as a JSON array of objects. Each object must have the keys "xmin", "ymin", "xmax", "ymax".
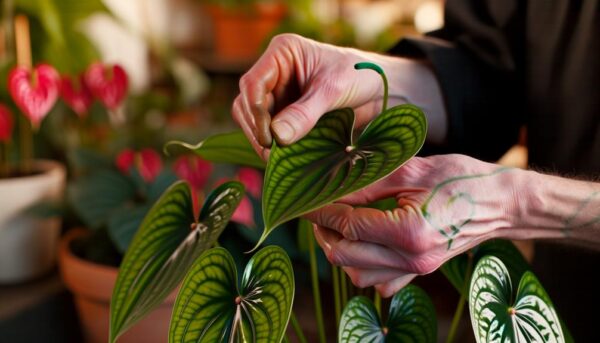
[{"xmin": 272, "ymin": 120, "xmax": 295, "ymax": 144}]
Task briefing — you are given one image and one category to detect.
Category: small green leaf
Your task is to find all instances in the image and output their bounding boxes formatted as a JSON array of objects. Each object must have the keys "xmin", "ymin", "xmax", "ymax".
[
  {"xmin": 165, "ymin": 131, "xmax": 266, "ymax": 169},
  {"xmin": 109, "ymin": 181, "xmax": 244, "ymax": 342},
  {"xmin": 469, "ymin": 256, "xmax": 564, "ymax": 343},
  {"xmin": 169, "ymin": 246, "xmax": 294, "ymax": 343},
  {"xmin": 440, "ymin": 240, "xmax": 529, "ymax": 295},
  {"xmin": 260, "ymin": 104, "xmax": 427, "ymax": 247},
  {"xmin": 339, "ymin": 285, "xmax": 437, "ymax": 343}
]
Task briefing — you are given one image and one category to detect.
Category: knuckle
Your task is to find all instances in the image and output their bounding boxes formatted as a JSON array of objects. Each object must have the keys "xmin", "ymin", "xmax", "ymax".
[
  {"xmin": 270, "ymin": 33, "xmax": 300, "ymax": 47},
  {"xmin": 407, "ymin": 256, "xmax": 436, "ymax": 275},
  {"xmin": 326, "ymin": 246, "xmax": 344, "ymax": 266},
  {"xmin": 238, "ymin": 74, "xmax": 251, "ymax": 91},
  {"xmin": 347, "ymin": 271, "xmax": 369, "ymax": 288}
]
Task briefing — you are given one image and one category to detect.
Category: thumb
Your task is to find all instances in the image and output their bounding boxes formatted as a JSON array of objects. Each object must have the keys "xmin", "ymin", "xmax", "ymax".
[{"xmin": 270, "ymin": 90, "xmax": 331, "ymax": 145}]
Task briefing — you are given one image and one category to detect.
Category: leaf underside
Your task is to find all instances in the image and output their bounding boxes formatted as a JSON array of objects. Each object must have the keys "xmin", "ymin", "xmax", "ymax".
[
  {"xmin": 469, "ymin": 256, "xmax": 564, "ymax": 343},
  {"xmin": 109, "ymin": 181, "xmax": 244, "ymax": 342},
  {"xmin": 165, "ymin": 130, "xmax": 266, "ymax": 169},
  {"xmin": 261, "ymin": 104, "xmax": 427, "ymax": 246},
  {"xmin": 169, "ymin": 246, "xmax": 294, "ymax": 343},
  {"xmin": 339, "ymin": 285, "xmax": 437, "ymax": 343}
]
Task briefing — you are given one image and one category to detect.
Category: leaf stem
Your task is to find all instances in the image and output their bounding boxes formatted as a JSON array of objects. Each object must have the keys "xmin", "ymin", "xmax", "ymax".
[
  {"xmin": 374, "ymin": 291, "xmax": 382, "ymax": 317},
  {"xmin": 332, "ymin": 265, "xmax": 341, "ymax": 325},
  {"xmin": 290, "ymin": 312, "xmax": 307, "ymax": 343},
  {"xmin": 307, "ymin": 225, "xmax": 327, "ymax": 343},
  {"xmin": 340, "ymin": 268, "xmax": 348, "ymax": 308},
  {"xmin": 446, "ymin": 254, "xmax": 474, "ymax": 343},
  {"xmin": 354, "ymin": 62, "xmax": 389, "ymax": 112}
]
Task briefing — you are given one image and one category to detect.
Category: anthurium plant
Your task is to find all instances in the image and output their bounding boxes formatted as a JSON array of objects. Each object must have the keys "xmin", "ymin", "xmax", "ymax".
[{"xmin": 110, "ymin": 62, "xmax": 569, "ymax": 343}]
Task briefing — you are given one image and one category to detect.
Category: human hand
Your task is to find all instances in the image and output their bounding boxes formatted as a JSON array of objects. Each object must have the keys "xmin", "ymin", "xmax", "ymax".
[
  {"xmin": 304, "ymin": 154, "xmax": 521, "ymax": 297},
  {"xmin": 232, "ymin": 34, "xmax": 447, "ymax": 159}
]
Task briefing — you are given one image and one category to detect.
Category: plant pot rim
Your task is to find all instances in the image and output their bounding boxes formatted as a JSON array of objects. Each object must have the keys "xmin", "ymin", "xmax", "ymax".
[
  {"xmin": 0, "ymin": 159, "xmax": 65, "ymax": 185},
  {"xmin": 59, "ymin": 228, "xmax": 178, "ymax": 304}
]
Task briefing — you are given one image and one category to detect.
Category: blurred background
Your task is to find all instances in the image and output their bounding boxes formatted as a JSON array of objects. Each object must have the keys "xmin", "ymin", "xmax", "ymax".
[{"xmin": 0, "ymin": 1, "xmax": 482, "ymax": 342}]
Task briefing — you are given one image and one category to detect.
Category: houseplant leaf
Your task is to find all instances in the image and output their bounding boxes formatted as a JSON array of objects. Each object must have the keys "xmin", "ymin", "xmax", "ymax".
[
  {"xmin": 109, "ymin": 181, "xmax": 244, "ymax": 342},
  {"xmin": 169, "ymin": 246, "xmax": 294, "ymax": 343},
  {"xmin": 441, "ymin": 240, "xmax": 529, "ymax": 295},
  {"xmin": 339, "ymin": 285, "xmax": 436, "ymax": 343},
  {"xmin": 259, "ymin": 62, "xmax": 427, "ymax": 248},
  {"xmin": 469, "ymin": 256, "xmax": 564, "ymax": 343},
  {"xmin": 165, "ymin": 130, "xmax": 266, "ymax": 169}
]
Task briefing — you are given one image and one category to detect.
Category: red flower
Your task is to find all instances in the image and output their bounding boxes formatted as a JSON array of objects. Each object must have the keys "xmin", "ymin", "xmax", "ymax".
[
  {"xmin": 8, "ymin": 64, "xmax": 60, "ymax": 128},
  {"xmin": 116, "ymin": 148, "xmax": 162, "ymax": 182},
  {"xmin": 0, "ymin": 104, "xmax": 13, "ymax": 142},
  {"xmin": 60, "ymin": 74, "xmax": 93, "ymax": 117},
  {"xmin": 173, "ymin": 155, "xmax": 213, "ymax": 191},
  {"xmin": 236, "ymin": 167, "xmax": 263, "ymax": 198},
  {"xmin": 85, "ymin": 62, "xmax": 128, "ymax": 110}
]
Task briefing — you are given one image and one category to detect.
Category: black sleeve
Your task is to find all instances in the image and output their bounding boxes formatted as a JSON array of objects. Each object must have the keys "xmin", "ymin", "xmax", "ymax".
[{"xmin": 389, "ymin": 0, "xmax": 526, "ymax": 161}]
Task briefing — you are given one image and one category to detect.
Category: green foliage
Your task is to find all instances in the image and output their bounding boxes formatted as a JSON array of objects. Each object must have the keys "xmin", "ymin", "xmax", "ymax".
[
  {"xmin": 109, "ymin": 181, "xmax": 244, "ymax": 342},
  {"xmin": 260, "ymin": 104, "xmax": 427, "ymax": 247},
  {"xmin": 165, "ymin": 130, "xmax": 266, "ymax": 169},
  {"xmin": 338, "ymin": 285, "xmax": 437, "ymax": 343},
  {"xmin": 169, "ymin": 246, "xmax": 294, "ymax": 343},
  {"xmin": 440, "ymin": 240, "xmax": 529, "ymax": 296},
  {"xmin": 469, "ymin": 256, "xmax": 564, "ymax": 343}
]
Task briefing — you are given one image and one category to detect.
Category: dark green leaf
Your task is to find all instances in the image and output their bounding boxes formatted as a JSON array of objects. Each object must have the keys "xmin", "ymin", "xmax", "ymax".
[
  {"xmin": 440, "ymin": 240, "xmax": 529, "ymax": 295},
  {"xmin": 339, "ymin": 285, "xmax": 437, "ymax": 343},
  {"xmin": 165, "ymin": 131, "xmax": 266, "ymax": 169},
  {"xmin": 169, "ymin": 246, "xmax": 294, "ymax": 343},
  {"xmin": 68, "ymin": 169, "xmax": 136, "ymax": 229},
  {"xmin": 261, "ymin": 104, "xmax": 426, "ymax": 246},
  {"xmin": 107, "ymin": 205, "xmax": 150, "ymax": 253},
  {"xmin": 109, "ymin": 181, "xmax": 244, "ymax": 342},
  {"xmin": 469, "ymin": 256, "xmax": 564, "ymax": 343}
]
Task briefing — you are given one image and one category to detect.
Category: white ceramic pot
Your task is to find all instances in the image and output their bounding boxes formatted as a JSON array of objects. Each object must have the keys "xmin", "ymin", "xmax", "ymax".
[{"xmin": 0, "ymin": 160, "xmax": 66, "ymax": 283}]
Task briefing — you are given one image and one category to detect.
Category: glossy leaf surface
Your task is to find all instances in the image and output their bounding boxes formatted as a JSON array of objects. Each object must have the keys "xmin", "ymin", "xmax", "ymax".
[
  {"xmin": 441, "ymin": 240, "xmax": 529, "ymax": 295},
  {"xmin": 169, "ymin": 246, "xmax": 294, "ymax": 343},
  {"xmin": 110, "ymin": 181, "xmax": 244, "ymax": 342},
  {"xmin": 261, "ymin": 105, "xmax": 426, "ymax": 246},
  {"xmin": 469, "ymin": 256, "xmax": 564, "ymax": 343},
  {"xmin": 165, "ymin": 130, "xmax": 266, "ymax": 169},
  {"xmin": 339, "ymin": 285, "xmax": 436, "ymax": 343}
]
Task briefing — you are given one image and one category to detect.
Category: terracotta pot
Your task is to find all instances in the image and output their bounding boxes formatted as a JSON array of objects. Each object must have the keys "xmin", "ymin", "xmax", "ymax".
[
  {"xmin": 205, "ymin": 2, "xmax": 286, "ymax": 62},
  {"xmin": 0, "ymin": 160, "xmax": 66, "ymax": 283},
  {"xmin": 59, "ymin": 229, "xmax": 177, "ymax": 343}
]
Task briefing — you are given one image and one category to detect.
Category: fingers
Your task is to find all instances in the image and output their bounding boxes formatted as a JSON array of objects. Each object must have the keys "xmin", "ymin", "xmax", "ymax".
[
  {"xmin": 375, "ymin": 274, "xmax": 416, "ymax": 298},
  {"xmin": 270, "ymin": 87, "xmax": 331, "ymax": 145},
  {"xmin": 343, "ymin": 267, "xmax": 411, "ymax": 289},
  {"xmin": 313, "ymin": 225, "xmax": 414, "ymax": 270},
  {"xmin": 232, "ymin": 95, "xmax": 269, "ymax": 160}
]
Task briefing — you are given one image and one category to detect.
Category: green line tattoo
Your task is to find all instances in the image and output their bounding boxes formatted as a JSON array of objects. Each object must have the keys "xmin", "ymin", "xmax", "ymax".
[
  {"xmin": 421, "ymin": 168, "xmax": 512, "ymax": 250},
  {"xmin": 563, "ymin": 191, "xmax": 600, "ymax": 235}
]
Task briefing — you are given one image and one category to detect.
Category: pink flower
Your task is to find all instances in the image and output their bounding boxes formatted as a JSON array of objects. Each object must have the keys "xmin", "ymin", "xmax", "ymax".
[
  {"xmin": 85, "ymin": 62, "xmax": 128, "ymax": 110},
  {"xmin": 60, "ymin": 74, "xmax": 93, "ymax": 117},
  {"xmin": 8, "ymin": 64, "xmax": 60, "ymax": 128},
  {"xmin": 236, "ymin": 167, "xmax": 263, "ymax": 198},
  {"xmin": 173, "ymin": 155, "xmax": 213, "ymax": 191},
  {"xmin": 116, "ymin": 148, "xmax": 162, "ymax": 182},
  {"xmin": 0, "ymin": 104, "xmax": 13, "ymax": 143}
]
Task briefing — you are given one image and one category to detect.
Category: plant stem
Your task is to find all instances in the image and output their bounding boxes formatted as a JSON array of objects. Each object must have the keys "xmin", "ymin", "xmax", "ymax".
[
  {"xmin": 354, "ymin": 62, "xmax": 389, "ymax": 112},
  {"xmin": 307, "ymin": 226, "xmax": 327, "ymax": 343},
  {"xmin": 19, "ymin": 114, "xmax": 32, "ymax": 174},
  {"xmin": 290, "ymin": 312, "xmax": 307, "ymax": 343},
  {"xmin": 340, "ymin": 268, "xmax": 348, "ymax": 308},
  {"xmin": 446, "ymin": 255, "xmax": 474, "ymax": 343},
  {"xmin": 374, "ymin": 291, "xmax": 382, "ymax": 317},
  {"xmin": 332, "ymin": 265, "xmax": 341, "ymax": 325},
  {"xmin": 0, "ymin": 142, "xmax": 8, "ymax": 177}
]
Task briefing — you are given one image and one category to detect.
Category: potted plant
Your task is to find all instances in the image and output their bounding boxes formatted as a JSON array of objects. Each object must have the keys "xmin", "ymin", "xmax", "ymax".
[
  {"xmin": 200, "ymin": 0, "xmax": 287, "ymax": 62},
  {"xmin": 107, "ymin": 63, "xmax": 571, "ymax": 342}
]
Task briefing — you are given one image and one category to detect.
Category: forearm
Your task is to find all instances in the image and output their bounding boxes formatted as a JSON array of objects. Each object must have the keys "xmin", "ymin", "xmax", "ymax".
[{"xmin": 506, "ymin": 170, "xmax": 600, "ymax": 244}]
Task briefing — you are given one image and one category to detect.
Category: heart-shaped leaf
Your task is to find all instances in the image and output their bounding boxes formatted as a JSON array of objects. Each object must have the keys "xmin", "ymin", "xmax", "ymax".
[
  {"xmin": 339, "ymin": 285, "xmax": 437, "ymax": 343},
  {"xmin": 260, "ymin": 104, "xmax": 426, "ymax": 246},
  {"xmin": 165, "ymin": 130, "xmax": 266, "ymax": 169},
  {"xmin": 169, "ymin": 246, "xmax": 294, "ymax": 343},
  {"xmin": 85, "ymin": 62, "xmax": 128, "ymax": 110},
  {"xmin": 109, "ymin": 181, "xmax": 244, "ymax": 342},
  {"xmin": 60, "ymin": 73, "xmax": 93, "ymax": 116},
  {"xmin": 469, "ymin": 256, "xmax": 565, "ymax": 343},
  {"xmin": 8, "ymin": 64, "xmax": 60, "ymax": 128},
  {"xmin": 441, "ymin": 240, "xmax": 529, "ymax": 296}
]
